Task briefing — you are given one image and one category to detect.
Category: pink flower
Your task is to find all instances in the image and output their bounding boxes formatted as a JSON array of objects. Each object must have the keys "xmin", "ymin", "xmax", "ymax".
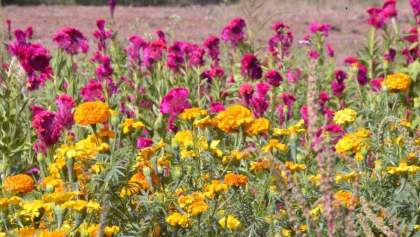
[
  {"xmin": 239, "ymin": 82, "xmax": 254, "ymax": 105},
  {"xmin": 209, "ymin": 102, "xmax": 225, "ymax": 114},
  {"xmin": 280, "ymin": 92, "xmax": 296, "ymax": 119},
  {"xmin": 308, "ymin": 50, "xmax": 320, "ymax": 60},
  {"xmin": 256, "ymin": 82, "xmax": 270, "ymax": 97},
  {"xmin": 370, "ymin": 77, "xmax": 384, "ymax": 92},
  {"xmin": 55, "ymin": 94, "xmax": 75, "ymax": 129},
  {"xmin": 53, "ymin": 27, "xmax": 89, "ymax": 55},
  {"xmin": 160, "ymin": 87, "xmax": 191, "ymax": 116},
  {"xmin": 203, "ymin": 35, "xmax": 220, "ymax": 62},
  {"xmin": 167, "ymin": 42, "xmax": 185, "ymax": 72},
  {"xmin": 367, "ymin": 7, "xmax": 386, "ymax": 29},
  {"xmin": 221, "ymin": 18, "xmax": 246, "ymax": 47},
  {"xmin": 331, "ymin": 80, "xmax": 345, "ymax": 97},
  {"xmin": 92, "ymin": 52, "xmax": 113, "ymax": 80},
  {"xmin": 357, "ymin": 64, "xmax": 368, "ymax": 86},
  {"xmin": 409, "ymin": 0, "xmax": 420, "ymax": 18},
  {"xmin": 126, "ymin": 35, "xmax": 147, "ymax": 66},
  {"xmin": 137, "ymin": 137, "xmax": 153, "ymax": 149},
  {"xmin": 93, "ymin": 19, "xmax": 112, "ymax": 51},
  {"xmin": 335, "ymin": 69, "xmax": 347, "ymax": 82},
  {"xmin": 299, "ymin": 105, "xmax": 308, "ymax": 125},
  {"xmin": 326, "ymin": 43, "xmax": 335, "ymax": 57},
  {"xmin": 344, "ymin": 56, "xmax": 359, "ymax": 65},
  {"xmin": 32, "ymin": 109, "xmax": 62, "ymax": 150},
  {"xmin": 309, "ymin": 22, "xmax": 331, "ymax": 37},
  {"xmin": 268, "ymin": 22, "xmax": 293, "ymax": 57},
  {"xmin": 80, "ymin": 79, "xmax": 104, "ymax": 101},
  {"xmin": 382, "ymin": 0, "xmax": 397, "ymax": 18},
  {"xmin": 250, "ymin": 95, "xmax": 269, "ymax": 117},
  {"xmin": 241, "ymin": 53, "xmax": 262, "ymax": 80},
  {"xmin": 265, "ymin": 70, "xmax": 282, "ymax": 87},
  {"xmin": 184, "ymin": 43, "xmax": 205, "ymax": 67},
  {"xmin": 286, "ymin": 68, "xmax": 301, "ymax": 83},
  {"xmin": 109, "ymin": 0, "xmax": 117, "ymax": 18},
  {"xmin": 143, "ymin": 39, "xmax": 166, "ymax": 68}
]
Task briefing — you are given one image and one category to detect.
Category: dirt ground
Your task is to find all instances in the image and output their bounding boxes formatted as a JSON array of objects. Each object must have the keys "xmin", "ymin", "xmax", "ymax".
[{"xmin": 1, "ymin": 0, "xmax": 414, "ymax": 61}]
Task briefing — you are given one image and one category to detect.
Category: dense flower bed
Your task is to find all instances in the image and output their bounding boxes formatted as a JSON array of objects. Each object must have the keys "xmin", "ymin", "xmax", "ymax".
[{"xmin": 0, "ymin": 0, "xmax": 419, "ymax": 236}]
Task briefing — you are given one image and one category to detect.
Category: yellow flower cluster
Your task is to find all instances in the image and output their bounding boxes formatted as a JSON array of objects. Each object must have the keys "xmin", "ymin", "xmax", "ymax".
[
  {"xmin": 333, "ymin": 108, "xmax": 357, "ymax": 125},
  {"xmin": 74, "ymin": 101, "xmax": 111, "ymax": 125},
  {"xmin": 62, "ymin": 200, "xmax": 101, "ymax": 212},
  {"xmin": 218, "ymin": 215, "xmax": 241, "ymax": 230},
  {"xmin": 222, "ymin": 149, "xmax": 250, "ymax": 165},
  {"xmin": 179, "ymin": 107, "xmax": 208, "ymax": 120},
  {"xmin": 214, "ymin": 104, "xmax": 254, "ymax": 133},
  {"xmin": 386, "ymin": 160, "xmax": 419, "ymax": 175},
  {"xmin": 384, "ymin": 72, "xmax": 411, "ymax": 92},
  {"xmin": 204, "ymin": 180, "xmax": 228, "ymax": 198},
  {"xmin": 120, "ymin": 118, "xmax": 145, "ymax": 134},
  {"xmin": 223, "ymin": 173, "xmax": 248, "ymax": 187},
  {"xmin": 273, "ymin": 120, "xmax": 306, "ymax": 136},
  {"xmin": 335, "ymin": 128, "xmax": 370, "ymax": 155},
  {"xmin": 178, "ymin": 192, "xmax": 209, "ymax": 216},
  {"xmin": 262, "ymin": 139, "xmax": 288, "ymax": 153},
  {"xmin": 245, "ymin": 118, "xmax": 270, "ymax": 136},
  {"xmin": 86, "ymin": 224, "xmax": 120, "ymax": 237},
  {"xmin": 166, "ymin": 212, "xmax": 190, "ymax": 228},
  {"xmin": 250, "ymin": 158, "xmax": 271, "ymax": 173}
]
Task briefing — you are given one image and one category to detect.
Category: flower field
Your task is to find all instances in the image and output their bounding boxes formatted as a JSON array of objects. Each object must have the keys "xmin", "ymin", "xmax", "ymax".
[{"xmin": 0, "ymin": 0, "xmax": 419, "ymax": 236}]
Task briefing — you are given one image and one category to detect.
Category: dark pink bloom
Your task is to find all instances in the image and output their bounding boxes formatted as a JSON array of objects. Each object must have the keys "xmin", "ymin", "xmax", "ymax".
[
  {"xmin": 210, "ymin": 65, "xmax": 225, "ymax": 79},
  {"xmin": 331, "ymin": 80, "xmax": 345, "ymax": 97},
  {"xmin": 367, "ymin": 7, "xmax": 386, "ymax": 29},
  {"xmin": 268, "ymin": 22, "xmax": 293, "ymax": 57},
  {"xmin": 357, "ymin": 64, "xmax": 368, "ymax": 86},
  {"xmin": 370, "ymin": 77, "xmax": 384, "ymax": 92},
  {"xmin": 137, "ymin": 137, "xmax": 153, "ymax": 149},
  {"xmin": 143, "ymin": 39, "xmax": 166, "ymax": 68},
  {"xmin": 160, "ymin": 87, "xmax": 191, "ymax": 116},
  {"xmin": 55, "ymin": 94, "xmax": 75, "ymax": 129},
  {"xmin": 167, "ymin": 42, "xmax": 185, "ymax": 72},
  {"xmin": 319, "ymin": 91, "xmax": 330, "ymax": 108},
  {"xmin": 403, "ymin": 27, "xmax": 418, "ymax": 43},
  {"xmin": 241, "ymin": 53, "xmax": 262, "ymax": 80},
  {"xmin": 335, "ymin": 69, "xmax": 347, "ymax": 82},
  {"xmin": 384, "ymin": 48, "xmax": 396, "ymax": 61},
  {"xmin": 323, "ymin": 107, "xmax": 335, "ymax": 122},
  {"xmin": 286, "ymin": 68, "xmax": 301, "ymax": 83},
  {"xmin": 239, "ymin": 82, "xmax": 254, "ymax": 105},
  {"xmin": 280, "ymin": 92, "xmax": 296, "ymax": 119},
  {"xmin": 409, "ymin": 0, "xmax": 420, "ymax": 17},
  {"xmin": 265, "ymin": 70, "xmax": 282, "ymax": 87},
  {"xmin": 344, "ymin": 56, "xmax": 359, "ymax": 65},
  {"xmin": 382, "ymin": 0, "xmax": 397, "ymax": 18},
  {"xmin": 326, "ymin": 43, "xmax": 335, "ymax": 57},
  {"xmin": 32, "ymin": 109, "xmax": 62, "ymax": 150},
  {"xmin": 204, "ymin": 35, "xmax": 220, "ymax": 62},
  {"xmin": 324, "ymin": 124, "xmax": 343, "ymax": 133},
  {"xmin": 256, "ymin": 82, "xmax": 270, "ymax": 97},
  {"xmin": 221, "ymin": 18, "xmax": 246, "ymax": 47},
  {"xmin": 25, "ymin": 26, "xmax": 33, "ymax": 39},
  {"xmin": 93, "ymin": 19, "xmax": 112, "ymax": 51},
  {"xmin": 92, "ymin": 52, "xmax": 113, "ymax": 80},
  {"xmin": 299, "ymin": 106, "xmax": 308, "ymax": 125},
  {"xmin": 250, "ymin": 95, "xmax": 269, "ymax": 117},
  {"xmin": 308, "ymin": 50, "xmax": 320, "ymax": 60},
  {"xmin": 53, "ymin": 27, "xmax": 89, "ymax": 55},
  {"xmin": 309, "ymin": 22, "xmax": 331, "ymax": 37},
  {"xmin": 126, "ymin": 35, "xmax": 147, "ymax": 66},
  {"xmin": 184, "ymin": 43, "xmax": 205, "ymax": 67},
  {"xmin": 209, "ymin": 102, "xmax": 225, "ymax": 114},
  {"xmin": 109, "ymin": 0, "xmax": 117, "ymax": 18},
  {"xmin": 80, "ymin": 79, "xmax": 104, "ymax": 101}
]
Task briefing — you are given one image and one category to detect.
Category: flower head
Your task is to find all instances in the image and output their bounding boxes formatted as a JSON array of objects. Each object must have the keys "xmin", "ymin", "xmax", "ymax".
[
  {"xmin": 333, "ymin": 108, "xmax": 357, "ymax": 125},
  {"xmin": 241, "ymin": 53, "xmax": 262, "ymax": 80},
  {"xmin": 53, "ymin": 27, "xmax": 89, "ymax": 55},
  {"xmin": 384, "ymin": 72, "xmax": 411, "ymax": 92},
  {"xmin": 3, "ymin": 174, "xmax": 34, "ymax": 194},
  {"xmin": 74, "ymin": 101, "xmax": 110, "ymax": 125},
  {"xmin": 219, "ymin": 215, "xmax": 241, "ymax": 230},
  {"xmin": 221, "ymin": 18, "xmax": 246, "ymax": 46}
]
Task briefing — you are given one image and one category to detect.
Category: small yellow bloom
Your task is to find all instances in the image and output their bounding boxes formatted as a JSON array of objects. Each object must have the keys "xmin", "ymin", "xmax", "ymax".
[
  {"xmin": 262, "ymin": 139, "xmax": 288, "ymax": 153},
  {"xmin": 166, "ymin": 212, "xmax": 190, "ymax": 228},
  {"xmin": 218, "ymin": 215, "xmax": 241, "ymax": 230},
  {"xmin": 121, "ymin": 118, "xmax": 145, "ymax": 134},
  {"xmin": 179, "ymin": 107, "xmax": 207, "ymax": 120},
  {"xmin": 384, "ymin": 72, "xmax": 411, "ymax": 92},
  {"xmin": 333, "ymin": 108, "xmax": 357, "ymax": 125},
  {"xmin": 386, "ymin": 160, "xmax": 419, "ymax": 175}
]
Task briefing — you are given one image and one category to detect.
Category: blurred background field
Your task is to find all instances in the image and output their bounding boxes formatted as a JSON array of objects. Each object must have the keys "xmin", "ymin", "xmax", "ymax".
[{"xmin": 0, "ymin": 0, "xmax": 413, "ymax": 61}]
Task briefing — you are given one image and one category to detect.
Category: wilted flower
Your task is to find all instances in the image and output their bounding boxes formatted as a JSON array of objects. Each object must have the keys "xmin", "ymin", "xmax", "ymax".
[{"xmin": 53, "ymin": 27, "xmax": 89, "ymax": 55}]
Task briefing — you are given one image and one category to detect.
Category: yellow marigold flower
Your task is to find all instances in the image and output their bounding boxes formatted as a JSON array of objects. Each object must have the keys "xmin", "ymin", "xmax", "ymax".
[
  {"xmin": 284, "ymin": 161, "xmax": 306, "ymax": 173},
  {"xmin": 188, "ymin": 200, "xmax": 209, "ymax": 216},
  {"xmin": 309, "ymin": 175, "xmax": 321, "ymax": 186},
  {"xmin": 335, "ymin": 128, "xmax": 370, "ymax": 155},
  {"xmin": 204, "ymin": 180, "xmax": 228, "ymax": 198},
  {"xmin": 310, "ymin": 204, "xmax": 323, "ymax": 220},
  {"xmin": 15, "ymin": 227, "xmax": 37, "ymax": 237},
  {"xmin": 281, "ymin": 228, "xmax": 292, "ymax": 237},
  {"xmin": 120, "ymin": 118, "xmax": 145, "ymax": 134},
  {"xmin": 178, "ymin": 192, "xmax": 208, "ymax": 216},
  {"xmin": 262, "ymin": 139, "xmax": 288, "ymax": 153},
  {"xmin": 120, "ymin": 172, "xmax": 150, "ymax": 198},
  {"xmin": 42, "ymin": 192, "xmax": 79, "ymax": 204},
  {"xmin": 74, "ymin": 101, "xmax": 110, "ymax": 125},
  {"xmin": 384, "ymin": 72, "xmax": 411, "ymax": 92},
  {"xmin": 87, "ymin": 224, "xmax": 120, "ymax": 237},
  {"xmin": 62, "ymin": 200, "xmax": 100, "ymax": 212},
  {"xmin": 218, "ymin": 215, "xmax": 241, "ymax": 230},
  {"xmin": 335, "ymin": 171, "xmax": 359, "ymax": 183},
  {"xmin": 137, "ymin": 140, "xmax": 165, "ymax": 160},
  {"xmin": 386, "ymin": 160, "xmax": 419, "ymax": 175},
  {"xmin": 333, "ymin": 108, "xmax": 357, "ymax": 125},
  {"xmin": 215, "ymin": 104, "xmax": 254, "ymax": 133},
  {"xmin": 222, "ymin": 150, "xmax": 249, "ymax": 165},
  {"xmin": 250, "ymin": 158, "xmax": 271, "ymax": 173},
  {"xmin": 334, "ymin": 190, "xmax": 357, "ymax": 208},
  {"xmin": 3, "ymin": 174, "xmax": 34, "ymax": 194},
  {"xmin": 179, "ymin": 107, "xmax": 208, "ymax": 120},
  {"xmin": 245, "ymin": 118, "xmax": 269, "ymax": 136},
  {"xmin": 224, "ymin": 173, "xmax": 248, "ymax": 187},
  {"xmin": 20, "ymin": 200, "xmax": 48, "ymax": 221},
  {"xmin": 0, "ymin": 196, "xmax": 21, "ymax": 208},
  {"xmin": 210, "ymin": 140, "xmax": 223, "ymax": 157},
  {"xmin": 166, "ymin": 212, "xmax": 190, "ymax": 228},
  {"xmin": 39, "ymin": 229, "xmax": 67, "ymax": 237},
  {"xmin": 172, "ymin": 130, "xmax": 193, "ymax": 148},
  {"xmin": 193, "ymin": 116, "xmax": 216, "ymax": 128}
]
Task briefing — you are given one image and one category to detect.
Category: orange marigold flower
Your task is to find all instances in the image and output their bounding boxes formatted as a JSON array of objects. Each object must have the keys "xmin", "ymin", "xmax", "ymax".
[
  {"xmin": 74, "ymin": 101, "xmax": 110, "ymax": 125},
  {"xmin": 3, "ymin": 174, "xmax": 34, "ymax": 194},
  {"xmin": 245, "ymin": 118, "xmax": 269, "ymax": 136},
  {"xmin": 224, "ymin": 173, "xmax": 248, "ymax": 187},
  {"xmin": 334, "ymin": 190, "xmax": 358, "ymax": 208},
  {"xmin": 384, "ymin": 72, "xmax": 411, "ymax": 92}
]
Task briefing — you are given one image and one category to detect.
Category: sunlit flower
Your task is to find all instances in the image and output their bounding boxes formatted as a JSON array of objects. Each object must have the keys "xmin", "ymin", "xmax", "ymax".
[
  {"xmin": 74, "ymin": 101, "xmax": 110, "ymax": 125},
  {"xmin": 262, "ymin": 139, "xmax": 288, "ymax": 153},
  {"xmin": 333, "ymin": 108, "xmax": 357, "ymax": 125},
  {"xmin": 219, "ymin": 215, "xmax": 241, "ymax": 230},
  {"xmin": 215, "ymin": 104, "xmax": 254, "ymax": 133},
  {"xmin": 120, "ymin": 118, "xmax": 145, "ymax": 134},
  {"xmin": 386, "ymin": 160, "xmax": 419, "ymax": 175},
  {"xmin": 245, "ymin": 118, "xmax": 269, "ymax": 135},
  {"xmin": 384, "ymin": 72, "xmax": 411, "ymax": 92},
  {"xmin": 178, "ymin": 107, "xmax": 208, "ymax": 120},
  {"xmin": 3, "ymin": 174, "xmax": 34, "ymax": 194},
  {"xmin": 334, "ymin": 190, "xmax": 358, "ymax": 208},
  {"xmin": 166, "ymin": 212, "xmax": 190, "ymax": 228}
]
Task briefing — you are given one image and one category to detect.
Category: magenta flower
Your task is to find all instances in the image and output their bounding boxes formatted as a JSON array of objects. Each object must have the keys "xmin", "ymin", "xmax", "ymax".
[
  {"xmin": 265, "ymin": 70, "xmax": 282, "ymax": 87},
  {"xmin": 409, "ymin": 0, "xmax": 420, "ymax": 18},
  {"xmin": 221, "ymin": 18, "xmax": 246, "ymax": 47},
  {"xmin": 344, "ymin": 56, "xmax": 359, "ymax": 65},
  {"xmin": 167, "ymin": 42, "xmax": 185, "ymax": 72},
  {"xmin": 256, "ymin": 82, "xmax": 270, "ymax": 97},
  {"xmin": 280, "ymin": 92, "xmax": 296, "ymax": 119},
  {"xmin": 143, "ymin": 39, "xmax": 166, "ymax": 68},
  {"xmin": 240, "ymin": 53, "xmax": 262, "ymax": 80},
  {"xmin": 277, "ymin": 104, "xmax": 286, "ymax": 126},
  {"xmin": 268, "ymin": 22, "xmax": 293, "ymax": 57},
  {"xmin": 357, "ymin": 64, "xmax": 368, "ymax": 86},
  {"xmin": 137, "ymin": 137, "xmax": 153, "ymax": 149},
  {"xmin": 53, "ymin": 27, "xmax": 89, "ymax": 55},
  {"xmin": 367, "ymin": 7, "xmax": 386, "ymax": 29},
  {"xmin": 239, "ymin": 82, "xmax": 254, "ymax": 105},
  {"xmin": 382, "ymin": 0, "xmax": 397, "ymax": 18},
  {"xmin": 309, "ymin": 22, "xmax": 331, "ymax": 37},
  {"xmin": 299, "ymin": 106, "xmax": 308, "ymax": 125},
  {"xmin": 92, "ymin": 52, "xmax": 113, "ymax": 80},
  {"xmin": 209, "ymin": 102, "xmax": 225, "ymax": 114},
  {"xmin": 370, "ymin": 77, "xmax": 384, "ymax": 92},
  {"xmin": 335, "ymin": 69, "xmax": 347, "ymax": 82},
  {"xmin": 109, "ymin": 0, "xmax": 117, "ymax": 18},
  {"xmin": 204, "ymin": 35, "xmax": 220, "ymax": 62},
  {"xmin": 250, "ymin": 95, "xmax": 269, "ymax": 118},
  {"xmin": 126, "ymin": 35, "xmax": 147, "ymax": 66},
  {"xmin": 32, "ymin": 109, "xmax": 62, "ymax": 151},
  {"xmin": 331, "ymin": 80, "xmax": 345, "ymax": 97},
  {"xmin": 384, "ymin": 48, "xmax": 396, "ymax": 61},
  {"xmin": 93, "ymin": 19, "xmax": 112, "ymax": 51},
  {"xmin": 80, "ymin": 79, "xmax": 104, "ymax": 101},
  {"xmin": 55, "ymin": 94, "xmax": 75, "ymax": 129},
  {"xmin": 184, "ymin": 43, "xmax": 205, "ymax": 67},
  {"xmin": 308, "ymin": 50, "xmax": 320, "ymax": 60},
  {"xmin": 286, "ymin": 68, "xmax": 301, "ymax": 83},
  {"xmin": 160, "ymin": 87, "xmax": 191, "ymax": 116},
  {"xmin": 326, "ymin": 43, "xmax": 335, "ymax": 57}
]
